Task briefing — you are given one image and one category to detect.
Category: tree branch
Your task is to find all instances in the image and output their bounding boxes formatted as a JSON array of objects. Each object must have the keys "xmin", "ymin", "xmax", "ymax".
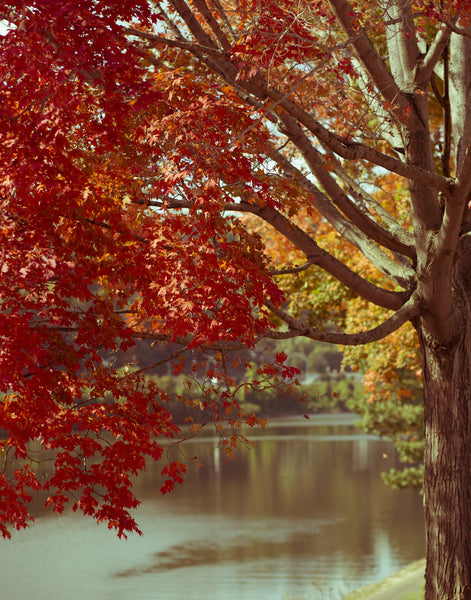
[
  {"xmin": 270, "ymin": 259, "xmax": 316, "ymax": 276},
  {"xmin": 131, "ymin": 330, "xmax": 249, "ymax": 352},
  {"xmin": 324, "ymin": 152, "xmax": 416, "ymax": 252},
  {"xmin": 453, "ymin": 141, "xmax": 471, "ymax": 202},
  {"xmin": 438, "ymin": 17, "xmax": 471, "ymax": 39},
  {"xmin": 264, "ymin": 294, "xmax": 422, "ymax": 345},
  {"xmin": 133, "ymin": 16, "xmax": 451, "ymax": 196},
  {"xmin": 418, "ymin": 24, "xmax": 451, "ymax": 84},
  {"xmin": 347, "ymin": 54, "xmax": 405, "ymax": 151},
  {"xmin": 129, "ymin": 10, "xmax": 452, "ymax": 198},
  {"xmin": 261, "ymin": 153, "xmax": 415, "ymax": 289},
  {"xmin": 144, "ymin": 187, "xmax": 413, "ymax": 309},
  {"xmin": 242, "ymin": 202, "xmax": 410, "ymax": 310},
  {"xmin": 383, "ymin": 0, "xmax": 419, "ymax": 91},
  {"xmin": 328, "ymin": 0, "xmax": 409, "ymax": 110},
  {"xmin": 130, "ymin": 291, "xmax": 421, "ymax": 349},
  {"xmin": 275, "ymin": 112, "xmax": 416, "ymax": 263},
  {"xmin": 124, "ymin": 26, "xmax": 224, "ymax": 56},
  {"xmin": 249, "ymin": 78, "xmax": 451, "ymax": 193},
  {"xmin": 134, "ymin": 345, "xmax": 191, "ymax": 374},
  {"xmin": 190, "ymin": 0, "xmax": 232, "ymax": 52},
  {"xmin": 168, "ymin": 0, "xmax": 219, "ymax": 48}
]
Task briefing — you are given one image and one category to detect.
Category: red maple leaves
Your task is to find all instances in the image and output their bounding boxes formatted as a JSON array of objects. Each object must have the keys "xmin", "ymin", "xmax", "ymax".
[{"xmin": 0, "ymin": 1, "xmax": 289, "ymax": 538}]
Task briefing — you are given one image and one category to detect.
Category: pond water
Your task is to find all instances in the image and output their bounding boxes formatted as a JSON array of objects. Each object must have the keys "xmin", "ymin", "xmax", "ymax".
[{"xmin": 1, "ymin": 414, "xmax": 424, "ymax": 600}]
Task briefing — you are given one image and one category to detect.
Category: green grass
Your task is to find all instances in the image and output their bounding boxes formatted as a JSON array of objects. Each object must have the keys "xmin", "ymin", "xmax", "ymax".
[{"xmin": 395, "ymin": 585, "xmax": 424, "ymax": 600}]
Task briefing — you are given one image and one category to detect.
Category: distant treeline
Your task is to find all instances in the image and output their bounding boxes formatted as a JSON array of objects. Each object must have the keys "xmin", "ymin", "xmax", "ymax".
[
  {"xmin": 147, "ymin": 369, "xmax": 364, "ymax": 424},
  {"xmin": 117, "ymin": 336, "xmax": 364, "ymax": 423}
]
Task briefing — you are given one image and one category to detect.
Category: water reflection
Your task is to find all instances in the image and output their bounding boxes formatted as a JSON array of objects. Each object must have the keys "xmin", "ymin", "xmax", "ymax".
[
  {"xmin": 1, "ymin": 414, "xmax": 424, "ymax": 600},
  {"xmin": 116, "ymin": 517, "xmax": 341, "ymax": 576}
]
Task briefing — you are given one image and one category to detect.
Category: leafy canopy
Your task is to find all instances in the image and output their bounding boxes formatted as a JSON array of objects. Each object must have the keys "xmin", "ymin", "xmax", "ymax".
[{"xmin": 2, "ymin": 0, "xmax": 468, "ymax": 538}]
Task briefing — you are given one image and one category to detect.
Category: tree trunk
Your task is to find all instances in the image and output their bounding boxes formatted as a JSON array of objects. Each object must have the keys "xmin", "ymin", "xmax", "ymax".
[{"xmin": 420, "ymin": 237, "xmax": 471, "ymax": 599}]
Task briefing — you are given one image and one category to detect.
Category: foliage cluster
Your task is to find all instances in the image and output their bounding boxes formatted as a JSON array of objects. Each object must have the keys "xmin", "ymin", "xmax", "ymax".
[{"xmin": 4, "ymin": 6, "xmax": 471, "ymax": 595}]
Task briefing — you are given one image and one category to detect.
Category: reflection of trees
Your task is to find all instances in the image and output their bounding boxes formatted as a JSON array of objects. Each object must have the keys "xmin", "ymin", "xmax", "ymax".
[{"xmin": 135, "ymin": 421, "xmax": 424, "ymax": 567}]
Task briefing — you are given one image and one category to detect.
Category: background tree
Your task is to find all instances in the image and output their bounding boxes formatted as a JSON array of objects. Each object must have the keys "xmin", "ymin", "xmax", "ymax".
[
  {"xmin": 247, "ymin": 207, "xmax": 424, "ymax": 488},
  {"xmin": 2, "ymin": 1, "xmax": 471, "ymax": 598}
]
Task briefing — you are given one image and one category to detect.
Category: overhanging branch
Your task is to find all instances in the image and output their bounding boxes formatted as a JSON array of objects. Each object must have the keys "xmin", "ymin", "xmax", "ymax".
[
  {"xmin": 328, "ymin": 0, "xmax": 408, "ymax": 110},
  {"xmin": 128, "ymin": 18, "xmax": 451, "ymax": 195},
  {"xmin": 245, "ymin": 203, "xmax": 412, "ymax": 310},
  {"xmin": 264, "ymin": 294, "xmax": 422, "ymax": 345},
  {"xmin": 270, "ymin": 116, "xmax": 416, "ymax": 262}
]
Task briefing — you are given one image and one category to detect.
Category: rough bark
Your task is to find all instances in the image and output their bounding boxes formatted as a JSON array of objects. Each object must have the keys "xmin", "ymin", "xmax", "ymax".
[{"xmin": 419, "ymin": 236, "xmax": 471, "ymax": 599}]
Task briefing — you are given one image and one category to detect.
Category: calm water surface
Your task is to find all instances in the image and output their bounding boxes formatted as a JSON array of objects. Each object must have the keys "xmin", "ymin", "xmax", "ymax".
[{"xmin": 1, "ymin": 414, "xmax": 424, "ymax": 600}]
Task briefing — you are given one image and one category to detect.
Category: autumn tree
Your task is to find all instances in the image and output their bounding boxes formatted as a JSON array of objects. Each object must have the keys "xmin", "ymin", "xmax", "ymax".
[
  {"xmin": 0, "ymin": 0, "xmax": 284, "ymax": 539},
  {"xmin": 2, "ymin": 1, "xmax": 471, "ymax": 598},
  {"xmin": 246, "ymin": 200, "xmax": 425, "ymax": 489}
]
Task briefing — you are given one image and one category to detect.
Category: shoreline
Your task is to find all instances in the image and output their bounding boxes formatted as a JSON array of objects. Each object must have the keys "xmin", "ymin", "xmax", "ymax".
[{"xmin": 344, "ymin": 559, "xmax": 425, "ymax": 600}]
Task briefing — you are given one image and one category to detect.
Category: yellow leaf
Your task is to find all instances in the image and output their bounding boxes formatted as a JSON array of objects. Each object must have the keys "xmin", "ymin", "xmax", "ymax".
[{"xmin": 224, "ymin": 447, "xmax": 234, "ymax": 459}]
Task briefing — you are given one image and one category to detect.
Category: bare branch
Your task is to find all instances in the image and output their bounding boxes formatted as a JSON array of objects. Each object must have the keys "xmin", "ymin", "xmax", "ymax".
[
  {"xmin": 418, "ymin": 24, "xmax": 451, "ymax": 84},
  {"xmin": 383, "ymin": 0, "xmax": 419, "ymax": 91},
  {"xmin": 275, "ymin": 112, "xmax": 416, "ymax": 265},
  {"xmin": 243, "ymin": 202, "xmax": 410, "ymax": 310},
  {"xmin": 328, "ymin": 0, "xmax": 408, "ymax": 110},
  {"xmin": 270, "ymin": 259, "xmax": 315, "ymax": 275},
  {"xmin": 264, "ymin": 294, "xmax": 422, "ymax": 345},
  {"xmin": 190, "ymin": 0, "xmax": 232, "ymax": 52}
]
